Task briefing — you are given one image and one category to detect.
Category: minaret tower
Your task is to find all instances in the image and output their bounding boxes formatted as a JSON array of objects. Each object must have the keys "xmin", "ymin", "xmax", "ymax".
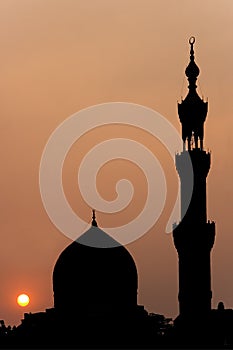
[{"xmin": 173, "ymin": 37, "xmax": 216, "ymax": 319}]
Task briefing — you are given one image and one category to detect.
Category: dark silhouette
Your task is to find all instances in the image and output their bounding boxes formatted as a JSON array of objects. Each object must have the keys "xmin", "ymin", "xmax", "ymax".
[
  {"xmin": 1, "ymin": 38, "xmax": 233, "ymax": 349},
  {"xmin": 170, "ymin": 38, "xmax": 233, "ymax": 349},
  {"xmin": 0, "ymin": 212, "xmax": 172, "ymax": 348},
  {"xmin": 173, "ymin": 37, "xmax": 215, "ymax": 321},
  {"xmin": 53, "ymin": 213, "xmax": 138, "ymax": 319}
]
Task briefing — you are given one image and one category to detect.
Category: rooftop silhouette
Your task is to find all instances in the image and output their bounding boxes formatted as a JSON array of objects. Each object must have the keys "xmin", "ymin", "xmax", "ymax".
[{"xmin": 0, "ymin": 37, "xmax": 233, "ymax": 349}]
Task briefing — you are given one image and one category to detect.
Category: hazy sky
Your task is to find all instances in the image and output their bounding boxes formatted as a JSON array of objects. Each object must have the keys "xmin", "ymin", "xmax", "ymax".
[{"xmin": 0, "ymin": 0, "xmax": 233, "ymax": 326}]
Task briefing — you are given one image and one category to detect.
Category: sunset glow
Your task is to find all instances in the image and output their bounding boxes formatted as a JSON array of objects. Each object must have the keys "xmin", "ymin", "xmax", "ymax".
[
  {"xmin": 0, "ymin": 0, "xmax": 233, "ymax": 328},
  {"xmin": 17, "ymin": 294, "xmax": 30, "ymax": 307}
]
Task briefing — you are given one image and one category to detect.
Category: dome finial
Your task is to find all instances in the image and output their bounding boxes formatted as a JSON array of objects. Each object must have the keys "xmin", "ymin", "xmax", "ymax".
[{"xmin": 92, "ymin": 209, "xmax": 98, "ymax": 227}]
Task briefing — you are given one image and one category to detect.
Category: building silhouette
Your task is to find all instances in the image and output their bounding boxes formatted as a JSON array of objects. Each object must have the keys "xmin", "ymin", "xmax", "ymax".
[
  {"xmin": 173, "ymin": 37, "xmax": 215, "ymax": 321},
  {"xmin": 53, "ymin": 210, "xmax": 138, "ymax": 320},
  {"xmin": 3, "ymin": 211, "xmax": 170, "ymax": 348},
  {"xmin": 1, "ymin": 38, "xmax": 233, "ymax": 348}
]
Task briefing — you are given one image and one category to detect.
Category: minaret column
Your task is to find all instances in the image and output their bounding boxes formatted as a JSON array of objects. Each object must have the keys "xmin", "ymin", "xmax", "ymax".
[{"xmin": 173, "ymin": 37, "xmax": 216, "ymax": 319}]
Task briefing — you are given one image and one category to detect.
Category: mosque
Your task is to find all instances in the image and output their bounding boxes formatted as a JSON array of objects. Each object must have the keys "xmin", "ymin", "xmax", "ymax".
[
  {"xmin": 11, "ymin": 211, "xmax": 164, "ymax": 348},
  {"xmin": 1, "ymin": 38, "xmax": 233, "ymax": 348}
]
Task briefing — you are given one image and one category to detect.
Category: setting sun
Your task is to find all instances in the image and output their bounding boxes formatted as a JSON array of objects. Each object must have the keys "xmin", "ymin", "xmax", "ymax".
[{"xmin": 17, "ymin": 294, "xmax": 30, "ymax": 307}]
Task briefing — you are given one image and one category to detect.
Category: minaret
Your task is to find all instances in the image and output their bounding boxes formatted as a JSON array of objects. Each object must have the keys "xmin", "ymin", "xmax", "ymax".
[{"xmin": 173, "ymin": 37, "xmax": 216, "ymax": 319}]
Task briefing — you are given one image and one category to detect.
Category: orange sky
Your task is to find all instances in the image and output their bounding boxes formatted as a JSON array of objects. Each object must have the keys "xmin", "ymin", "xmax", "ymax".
[{"xmin": 0, "ymin": 0, "xmax": 233, "ymax": 326}]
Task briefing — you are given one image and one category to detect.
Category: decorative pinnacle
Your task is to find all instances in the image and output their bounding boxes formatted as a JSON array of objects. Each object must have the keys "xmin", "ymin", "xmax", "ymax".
[
  {"xmin": 189, "ymin": 36, "xmax": 195, "ymax": 61},
  {"xmin": 185, "ymin": 36, "xmax": 200, "ymax": 89},
  {"xmin": 91, "ymin": 209, "xmax": 98, "ymax": 227}
]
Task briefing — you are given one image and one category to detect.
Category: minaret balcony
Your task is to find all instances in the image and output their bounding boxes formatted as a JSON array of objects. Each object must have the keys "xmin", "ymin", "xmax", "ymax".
[{"xmin": 172, "ymin": 220, "xmax": 216, "ymax": 253}]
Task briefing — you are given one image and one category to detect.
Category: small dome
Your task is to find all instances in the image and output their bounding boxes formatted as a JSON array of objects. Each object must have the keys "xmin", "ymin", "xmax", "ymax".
[
  {"xmin": 185, "ymin": 60, "xmax": 200, "ymax": 80},
  {"xmin": 53, "ymin": 225, "xmax": 138, "ymax": 317}
]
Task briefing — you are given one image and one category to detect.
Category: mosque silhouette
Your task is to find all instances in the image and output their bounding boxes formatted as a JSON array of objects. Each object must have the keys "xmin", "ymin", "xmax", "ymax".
[
  {"xmin": 53, "ymin": 210, "xmax": 139, "ymax": 322},
  {"xmin": 1, "ymin": 38, "xmax": 233, "ymax": 348}
]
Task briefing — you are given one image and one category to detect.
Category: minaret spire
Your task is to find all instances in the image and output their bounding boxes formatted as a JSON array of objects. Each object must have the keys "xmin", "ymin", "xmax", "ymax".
[
  {"xmin": 178, "ymin": 37, "xmax": 208, "ymax": 151},
  {"xmin": 185, "ymin": 37, "xmax": 200, "ymax": 92}
]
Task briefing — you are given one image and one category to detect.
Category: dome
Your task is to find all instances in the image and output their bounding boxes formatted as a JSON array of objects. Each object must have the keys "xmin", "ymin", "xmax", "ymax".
[{"xmin": 53, "ymin": 224, "xmax": 138, "ymax": 318}]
